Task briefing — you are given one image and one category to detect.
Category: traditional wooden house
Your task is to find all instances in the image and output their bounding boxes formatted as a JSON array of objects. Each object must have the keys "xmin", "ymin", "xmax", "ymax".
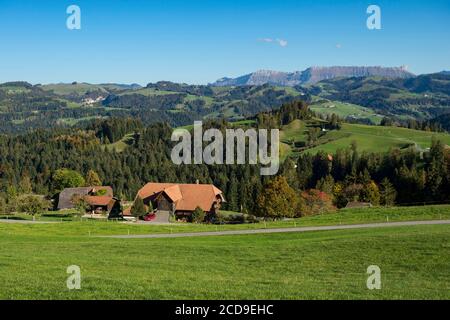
[
  {"xmin": 57, "ymin": 186, "xmax": 114, "ymax": 211},
  {"xmin": 129, "ymin": 182, "xmax": 224, "ymax": 221},
  {"xmin": 84, "ymin": 195, "xmax": 121, "ymax": 217}
]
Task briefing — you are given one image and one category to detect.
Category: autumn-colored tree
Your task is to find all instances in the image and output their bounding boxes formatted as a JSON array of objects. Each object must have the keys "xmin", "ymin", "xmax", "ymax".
[
  {"xmin": 361, "ymin": 181, "xmax": 380, "ymax": 206},
  {"xmin": 256, "ymin": 176, "xmax": 299, "ymax": 219},
  {"xmin": 300, "ymin": 189, "xmax": 336, "ymax": 216},
  {"xmin": 332, "ymin": 182, "xmax": 348, "ymax": 208},
  {"xmin": 86, "ymin": 170, "xmax": 102, "ymax": 187}
]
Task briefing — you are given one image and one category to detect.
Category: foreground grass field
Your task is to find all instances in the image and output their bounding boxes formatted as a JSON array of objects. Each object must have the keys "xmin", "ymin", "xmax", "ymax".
[{"xmin": 0, "ymin": 223, "xmax": 449, "ymax": 299}]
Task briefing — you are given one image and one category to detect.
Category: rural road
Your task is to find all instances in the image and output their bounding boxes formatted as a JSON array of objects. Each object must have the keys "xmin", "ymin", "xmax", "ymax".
[
  {"xmin": 103, "ymin": 219, "xmax": 450, "ymax": 239},
  {"xmin": 0, "ymin": 219, "xmax": 58, "ymax": 224}
]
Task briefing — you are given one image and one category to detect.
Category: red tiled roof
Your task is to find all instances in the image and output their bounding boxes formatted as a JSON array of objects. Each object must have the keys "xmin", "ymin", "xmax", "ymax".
[
  {"xmin": 137, "ymin": 182, "xmax": 224, "ymax": 212},
  {"xmin": 84, "ymin": 196, "xmax": 113, "ymax": 206}
]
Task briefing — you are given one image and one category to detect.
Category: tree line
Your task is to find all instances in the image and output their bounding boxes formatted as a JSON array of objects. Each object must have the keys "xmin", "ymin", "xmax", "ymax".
[{"xmin": 0, "ymin": 101, "xmax": 449, "ymax": 217}]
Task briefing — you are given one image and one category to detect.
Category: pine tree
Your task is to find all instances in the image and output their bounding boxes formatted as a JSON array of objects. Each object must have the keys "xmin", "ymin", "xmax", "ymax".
[
  {"xmin": 380, "ymin": 178, "xmax": 397, "ymax": 206},
  {"xmin": 131, "ymin": 196, "xmax": 146, "ymax": 220},
  {"xmin": 86, "ymin": 170, "xmax": 102, "ymax": 186}
]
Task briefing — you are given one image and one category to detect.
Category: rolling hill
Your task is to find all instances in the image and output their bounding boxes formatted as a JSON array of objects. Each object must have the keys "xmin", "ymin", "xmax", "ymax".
[
  {"xmin": 280, "ymin": 119, "xmax": 450, "ymax": 158},
  {"xmin": 0, "ymin": 82, "xmax": 303, "ymax": 133},
  {"xmin": 1, "ymin": 72, "xmax": 449, "ymax": 134},
  {"xmin": 307, "ymin": 73, "xmax": 450, "ymax": 119}
]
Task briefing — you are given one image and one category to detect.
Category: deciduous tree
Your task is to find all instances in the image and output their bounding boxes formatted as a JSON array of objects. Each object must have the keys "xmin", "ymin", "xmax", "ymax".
[{"xmin": 256, "ymin": 176, "xmax": 299, "ymax": 219}]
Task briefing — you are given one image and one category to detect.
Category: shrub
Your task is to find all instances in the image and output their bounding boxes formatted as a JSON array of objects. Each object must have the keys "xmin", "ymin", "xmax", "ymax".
[
  {"xmin": 18, "ymin": 195, "xmax": 49, "ymax": 218},
  {"xmin": 300, "ymin": 189, "xmax": 336, "ymax": 216},
  {"xmin": 192, "ymin": 206, "xmax": 205, "ymax": 223},
  {"xmin": 94, "ymin": 189, "xmax": 108, "ymax": 196}
]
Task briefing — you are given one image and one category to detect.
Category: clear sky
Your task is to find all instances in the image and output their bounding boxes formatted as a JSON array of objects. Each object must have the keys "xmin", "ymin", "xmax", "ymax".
[{"xmin": 0, "ymin": 0, "xmax": 449, "ymax": 85}]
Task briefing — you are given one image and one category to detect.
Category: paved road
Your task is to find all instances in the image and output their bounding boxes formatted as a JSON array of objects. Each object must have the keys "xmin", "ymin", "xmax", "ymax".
[
  {"xmin": 103, "ymin": 219, "xmax": 450, "ymax": 239},
  {"xmin": 0, "ymin": 219, "xmax": 58, "ymax": 224}
]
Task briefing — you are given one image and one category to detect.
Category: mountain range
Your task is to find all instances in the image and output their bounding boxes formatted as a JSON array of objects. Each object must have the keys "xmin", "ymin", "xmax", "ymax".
[{"xmin": 211, "ymin": 66, "xmax": 415, "ymax": 87}]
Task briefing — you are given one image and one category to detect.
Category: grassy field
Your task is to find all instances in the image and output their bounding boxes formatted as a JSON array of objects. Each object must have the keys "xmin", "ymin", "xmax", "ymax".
[
  {"xmin": 2, "ymin": 205, "xmax": 450, "ymax": 237},
  {"xmin": 0, "ymin": 221, "xmax": 448, "ymax": 299},
  {"xmin": 310, "ymin": 100, "xmax": 383, "ymax": 124},
  {"xmin": 306, "ymin": 123, "xmax": 450, "ymax": 154},
  {"xmin": 40, "ymin": 83, "xmax": 109, "ymax": 96},
  {"xmin": 280, "ymin": 119, "xmax": 450, "ymax": 157},
  {"xmin": 1, "ymin": 205, "xmax": 449, "ymax": 299},
  {"xmin": 101, "ymin": 133, "xmax": 136, "ymax": 152}
]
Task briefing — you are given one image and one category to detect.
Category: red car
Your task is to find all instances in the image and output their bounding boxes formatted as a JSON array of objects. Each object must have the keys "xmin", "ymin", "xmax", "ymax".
[{"xmin": 143, "ymin": 213, "xmax": 156, "ymax": 221}]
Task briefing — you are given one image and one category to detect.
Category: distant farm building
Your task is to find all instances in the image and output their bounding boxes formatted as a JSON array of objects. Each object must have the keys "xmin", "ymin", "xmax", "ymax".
[
  {"xmin": 345, "ymin": 201, "xmax": 372, "ymax": 209},
  {"xmin": 57, "ymin": 186, "xmax": 120, "ymax": 216}
]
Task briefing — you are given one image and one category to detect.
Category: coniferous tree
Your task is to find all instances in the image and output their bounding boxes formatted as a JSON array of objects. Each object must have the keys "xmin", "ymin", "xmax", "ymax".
[
  {"xmin": 86, "ymin": 170, "xmax": 102, "ymax": 186},
  {"xmin": 380, "ymin": 178, "xmax": 397, "ymax": 206},
  {"xmin": 130, "ymin": 196, "xmax": 146, "ymax": 220}
]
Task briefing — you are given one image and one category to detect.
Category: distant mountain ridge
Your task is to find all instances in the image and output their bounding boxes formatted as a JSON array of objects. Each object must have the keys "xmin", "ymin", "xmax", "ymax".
[{"xmin": 211, "ymin": 66, "xmax": 415, "ymax": 87}]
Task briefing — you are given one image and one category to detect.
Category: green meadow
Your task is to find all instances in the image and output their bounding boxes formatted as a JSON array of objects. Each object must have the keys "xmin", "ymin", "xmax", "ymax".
[
  {"xmin": 0, "ymin": 205, "xmax": 449, "ymax": 299},
  {"xmin": 280, "ymin": 120, "xmax": 450, "ymax": 157},
  {"xmin": 2, "ymin": 205, "xmax": 450, "ymax": 237},
  {"xmin": 0, "ymin": 224, "xmax": 448, "ymax": 299},
  {"xmin": 310, "ymin": 100, "xmax": 383, "ymax": 124},
  {"xmin": 307, "ymin": 123, "xmax": 450, "ymax": 154}
]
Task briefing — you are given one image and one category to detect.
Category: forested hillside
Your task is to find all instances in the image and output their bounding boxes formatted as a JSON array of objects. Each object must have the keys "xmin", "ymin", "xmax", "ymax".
[
  {"xmin": 307, "ymin": 73, "xmax": 450, "ymax": 119},
  {"xmin": 1, "ymin": 102, "xmax": 449, "ymax": 215},
  {"xmin": 0, "ymin": 81, "xmax": 303, "ymax": 133}
]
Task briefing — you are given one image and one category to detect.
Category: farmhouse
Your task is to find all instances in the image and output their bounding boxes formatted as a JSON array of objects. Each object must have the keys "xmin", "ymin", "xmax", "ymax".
[
  {"xmin": 57, "ymin": 186, "xmax": 115, "ymax": 213},
  {"xmin": 130, "ymin": 182, "xmax": 224, "ymax": 221}
]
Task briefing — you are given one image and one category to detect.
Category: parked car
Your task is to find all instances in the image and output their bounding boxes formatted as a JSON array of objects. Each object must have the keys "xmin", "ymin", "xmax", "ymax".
[{"xmin": 144, "ymin": 213, "xmax": 156, "ymax": 221}]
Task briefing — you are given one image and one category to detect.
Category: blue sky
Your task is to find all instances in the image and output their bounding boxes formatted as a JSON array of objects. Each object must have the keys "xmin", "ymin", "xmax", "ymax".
[{"xmin": 0, "ymin": 0, "xmax": 449, "ymax": 84}]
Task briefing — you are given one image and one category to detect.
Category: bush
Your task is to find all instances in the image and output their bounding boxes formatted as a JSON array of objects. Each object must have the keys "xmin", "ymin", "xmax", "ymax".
[
  {"xmin": 214, "ymin": 211, "xmax": 258, "ymax": 224},
  {"xmin": 192, "ymin": 206, "xmax": 205, "ymax": 223},
  {"xmin": 18, "ymin": 195, "xmax": 50, "ymax": 217}
]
